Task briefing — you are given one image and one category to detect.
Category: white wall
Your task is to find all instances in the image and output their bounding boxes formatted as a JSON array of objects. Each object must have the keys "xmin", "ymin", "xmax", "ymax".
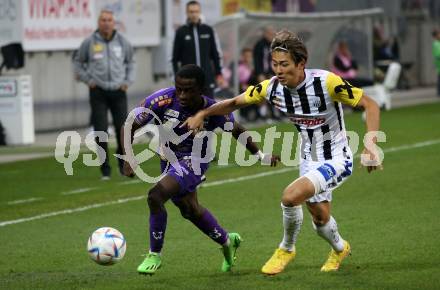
[{"xmin": 399, "ymin": 18, "xmax": 436, "ymax": 87}]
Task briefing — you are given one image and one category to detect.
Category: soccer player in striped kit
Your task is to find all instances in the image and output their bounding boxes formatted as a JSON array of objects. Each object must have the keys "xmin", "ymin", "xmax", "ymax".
[{"xmin": 182, "ymin": 30, "xmax": 382, "ymax": 274}]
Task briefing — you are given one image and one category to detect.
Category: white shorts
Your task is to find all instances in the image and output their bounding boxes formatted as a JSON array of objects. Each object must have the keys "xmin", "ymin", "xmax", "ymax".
[{"xmin": 300, "ymin": 154, "xmax": 353, "ymax": 203}]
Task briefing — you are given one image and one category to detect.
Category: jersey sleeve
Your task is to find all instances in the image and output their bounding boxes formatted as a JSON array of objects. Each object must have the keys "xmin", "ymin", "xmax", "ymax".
[
  {"xmin": 326, "ymin": 72, "xmax": 363, "ymax": 107},
  {"xmin": 133, "ymin": 93, "xmax": 171, "ymax": 126},
  {"xmin": 209, "ymin": 112, "xmax": 235, "ymax": 132},
  {"xmin": 243, "ymin": 79, "xmax": 272, "ymax": 105}
]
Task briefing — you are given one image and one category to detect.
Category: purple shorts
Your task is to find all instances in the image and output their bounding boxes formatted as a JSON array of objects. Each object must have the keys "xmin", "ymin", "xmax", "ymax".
[{"xmin": 160, "ymin": 159, "xmax": 208, "ymax": 198}]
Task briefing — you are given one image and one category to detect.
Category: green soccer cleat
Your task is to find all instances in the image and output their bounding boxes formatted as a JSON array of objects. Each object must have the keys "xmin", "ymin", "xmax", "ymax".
[
  {"xmin": 221, "ymin": 232, "xmax": 242, "ymax": 272},
  {"xmin": 137, "ymin": 252, "xmax": 162, "ymax": 275}
]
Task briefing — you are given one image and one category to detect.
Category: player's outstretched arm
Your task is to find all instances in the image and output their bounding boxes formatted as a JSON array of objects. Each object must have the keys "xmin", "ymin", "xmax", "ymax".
[
  {"xmin": 231, "ymin": 122, "xmax": 280, "ymax": 167},
  {"xmin": 356, "ymin": 94, "xmax": 382, "ymax": 173},
  {"xmin": 181, "ymin": 94, "xmax": 249, "ymax": 132}
]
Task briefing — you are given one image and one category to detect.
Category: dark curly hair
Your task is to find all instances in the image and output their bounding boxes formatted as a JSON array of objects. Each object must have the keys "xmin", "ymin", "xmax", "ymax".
[{"xmin": 175, "ymin": 64, "xmax": 205, "ymax": 89}]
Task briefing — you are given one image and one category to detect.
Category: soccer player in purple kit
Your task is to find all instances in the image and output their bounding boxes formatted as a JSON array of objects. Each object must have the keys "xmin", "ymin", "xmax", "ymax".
[{"xmin": 120, "ymin": 64, "xmax": 279, "ymax": 275}]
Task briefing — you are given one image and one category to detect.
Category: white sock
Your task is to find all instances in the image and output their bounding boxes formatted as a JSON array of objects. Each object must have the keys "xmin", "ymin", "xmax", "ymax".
[
  {"xmin": 313, "ymin": 216, "xmax": 345, "ymax": 252},
  {"xmin": 222, "ymin": 238, "xmax": 230, "ymax": 249},
  {"xmin": 279, "ymin": 203, "xmax": 303, "ymax": 252}
]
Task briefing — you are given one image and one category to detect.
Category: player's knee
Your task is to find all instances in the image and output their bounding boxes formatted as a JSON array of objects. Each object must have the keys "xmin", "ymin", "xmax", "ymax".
[
  {"xmin": 311, "ymin": 213, "xmax": 330, "ymax": 226},
  {"xmin": 282, "ymin": 186, "xmax": 303, "ymax": 206},
  {"xmin": 179, "ymin": 204, "xmax": 203, "ymax": 220},
  {"xmin": 147, "ymin": 187, "xmax": 164, "ymax": 210},
  {"xmin": 180, "ymin": 209, "xmax": 198, "ymax": 220},
  {"xmin": 178, "ymin": 205, "xmax": 192, "ymax": 220}
]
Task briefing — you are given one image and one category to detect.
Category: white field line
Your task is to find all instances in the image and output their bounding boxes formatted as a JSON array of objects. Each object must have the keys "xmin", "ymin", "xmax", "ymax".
[
  {"xmin": 119, "ymin": 179, "xmax": 142, "ymax": 185},
  {"xmin": 380, "ymin": 139, "xmax": 440, "ymax": 153},
  {"xmin": 61, "ymin": 187, "xmax": 96, "ymax": 195},
  {"xmin": 0, "ymin": 139, "xmax": 438, "ymax": 228},
  {"xmin": 0, "ymin": 196, "xmax": 145, "ymax": 227},
  {"xmin": 201, "ymin": 168, "xmax": 292, "ymax": 188},
  {"xmin": 7, "ymin": 198, "xmax": 43, "ymax": 205}
]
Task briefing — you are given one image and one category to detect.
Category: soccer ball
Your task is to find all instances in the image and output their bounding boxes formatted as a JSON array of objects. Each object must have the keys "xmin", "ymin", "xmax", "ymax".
[{"xmin": 87, "ymin": 227, "xmax": 126, "ymax": 265}]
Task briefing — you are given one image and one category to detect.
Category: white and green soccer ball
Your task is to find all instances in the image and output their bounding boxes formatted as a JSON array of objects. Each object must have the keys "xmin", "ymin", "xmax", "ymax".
[{"xmin": 87, "ymin": 227, "xmax": 126, "ymax": 265}]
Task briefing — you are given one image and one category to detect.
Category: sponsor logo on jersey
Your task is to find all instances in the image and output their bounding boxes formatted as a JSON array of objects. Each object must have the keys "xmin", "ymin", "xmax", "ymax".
[
  {"xmin": 312, "ymin": 98, "xmax": 322, "ymax": 108},
  {"xmin": 290, "ymin": 117, "xmax": 325, "ymax": 126},
  {"xmin": 270, "ymin": 90, "xmax": 283, "ymax": 98},
  {"xmin": 322, "ymin": 164, "xmax": 334, "ymax": 177},
  {"xmin": 135, "ymin": 111, "xmax": 150, "ymax": 124},
  {"xmin": 165, "ymin": 109, "xmax": 180, "ymax": 118},
  {"xmin": 158, "ymin": 98, "xmax": 172, "ymax": 107},
  {"xmin": 164, "ymin": 116, "xmax": 179, "ymax": 123}
]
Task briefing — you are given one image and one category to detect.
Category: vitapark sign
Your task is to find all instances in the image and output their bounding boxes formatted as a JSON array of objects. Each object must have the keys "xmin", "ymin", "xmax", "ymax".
[{"xmin": 3, "ymin": 0, "xmax": 160, "ymax": 51}]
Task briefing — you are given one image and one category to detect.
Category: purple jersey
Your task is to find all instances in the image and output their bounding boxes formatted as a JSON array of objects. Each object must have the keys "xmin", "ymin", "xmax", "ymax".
[{"xmin": 134, "ymin": 87, "xmax": 234, "ymax": 160}]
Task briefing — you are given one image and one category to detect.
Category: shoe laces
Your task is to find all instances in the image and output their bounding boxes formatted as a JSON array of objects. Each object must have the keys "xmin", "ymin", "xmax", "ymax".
[
  {"xmin": 326, "ymin": 250, "xmax": 340, "ymax": 264},
  {"xmin": 273, "ymin": 250, "xmax": 291, "ymax": 266},
  {"xmin": 141, "ymin": 252, "xmax": 160, "ymax": 262}
]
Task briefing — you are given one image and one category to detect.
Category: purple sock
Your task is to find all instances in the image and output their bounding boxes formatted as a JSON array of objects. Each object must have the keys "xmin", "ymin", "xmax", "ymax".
[
  {"xmin": 191, "ymin": 210, "xmax": 228, "ymax": 245},
  {"xmin": 149, "ymin": 211, "xmax": 167, "ymax": 253}
]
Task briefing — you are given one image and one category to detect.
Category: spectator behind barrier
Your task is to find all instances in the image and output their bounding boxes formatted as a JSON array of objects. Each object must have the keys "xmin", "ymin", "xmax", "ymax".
[{"xmin": 331, "ymin": 40, "xmax": 373, "ymax": 88}]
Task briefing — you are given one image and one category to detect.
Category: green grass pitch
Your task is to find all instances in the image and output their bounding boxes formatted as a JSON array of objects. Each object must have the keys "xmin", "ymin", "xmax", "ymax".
[{"xmin": 0, "ymin": 103, "xmax": 439, "ymax": 290}]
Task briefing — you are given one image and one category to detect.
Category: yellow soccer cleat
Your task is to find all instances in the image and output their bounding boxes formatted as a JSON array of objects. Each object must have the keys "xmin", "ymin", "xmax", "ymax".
[
  {"xmin": 320, "ymin": 240, "xmax": 351, "ymax": 272},
  {"xmin": 261, "ymin": 248, "xmax": 296, "ymax": 275}
]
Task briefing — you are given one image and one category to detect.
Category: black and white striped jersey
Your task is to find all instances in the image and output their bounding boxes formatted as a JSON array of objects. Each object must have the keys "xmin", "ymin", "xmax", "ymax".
[{"xmin": 243, "ymin": 69, "xmax": 363, "ymax": 161}]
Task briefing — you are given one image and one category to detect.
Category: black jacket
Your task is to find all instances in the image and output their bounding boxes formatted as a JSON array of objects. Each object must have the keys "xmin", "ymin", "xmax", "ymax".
[
  {"xmin": 172, "ymin": 21, "xmax": 222, "ymax": 87},
  {"xmin": 253, "ymin": 38, "xmax": 273, "ymax": 77}
]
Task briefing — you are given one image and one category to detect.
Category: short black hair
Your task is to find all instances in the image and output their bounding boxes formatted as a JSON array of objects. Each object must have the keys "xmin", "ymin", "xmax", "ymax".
[
  {"xmin": 186, "ymin": 1, "xmax": 200, "ymax": 9},
  {"xmin": 175, "ymin": 64, "xmax": 205, "ymax": 89}
]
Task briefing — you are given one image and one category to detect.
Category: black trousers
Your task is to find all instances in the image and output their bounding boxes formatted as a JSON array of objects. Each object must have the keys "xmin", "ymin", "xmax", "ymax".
[
  {"xmin": 89, "ymin": 87, "xmax": 128, "ymax": 175},
  {"xmin": 437, "ymin": 74, "xmax": 440, "ymax": 96}
]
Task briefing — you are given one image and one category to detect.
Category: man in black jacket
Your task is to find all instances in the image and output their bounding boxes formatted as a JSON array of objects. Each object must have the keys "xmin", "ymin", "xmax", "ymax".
[
  {"xmin": 172, "ymin": 1, "xmax": 225, "ymax": 97},
  {"xmin": 253, "ymin": 26, "xmax": 275, "ymax": 83},
  {"xmin": 253, "ymin": 26, "xmax": 279, "ymax": 120}
]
